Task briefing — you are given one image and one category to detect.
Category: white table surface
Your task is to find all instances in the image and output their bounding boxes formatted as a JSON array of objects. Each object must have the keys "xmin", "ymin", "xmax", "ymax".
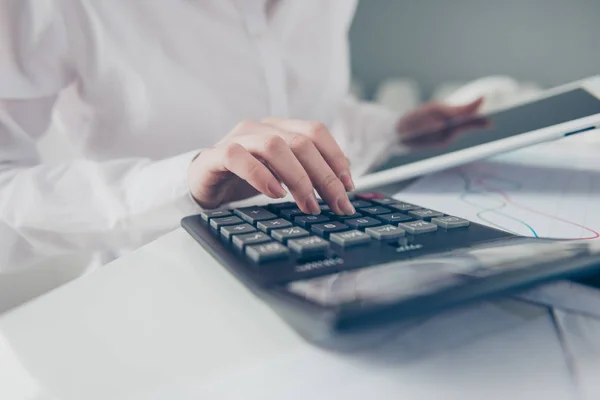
[{"xmin": 2, "ymin": 133, "xmax": 600, "ymax": 400}]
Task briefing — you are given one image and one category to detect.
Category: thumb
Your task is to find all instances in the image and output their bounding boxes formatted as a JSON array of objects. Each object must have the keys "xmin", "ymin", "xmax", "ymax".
[{"xmin": 444, "ymin": 96, "xmax": 485, "ymax": 117}]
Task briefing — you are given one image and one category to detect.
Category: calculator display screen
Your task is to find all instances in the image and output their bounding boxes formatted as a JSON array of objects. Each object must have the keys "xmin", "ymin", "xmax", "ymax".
[
  {"xmin": 286, "ymin": 238, "xmax": 599, "ymax": 308},
  {"xmin": 371, "ymin": 88, "xmax": 600, "ymax": 173}
]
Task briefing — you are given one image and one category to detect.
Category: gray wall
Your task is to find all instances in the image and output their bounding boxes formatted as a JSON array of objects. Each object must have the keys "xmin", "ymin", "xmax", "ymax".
[{"xmin": 349, "ymin": 0, "xmax": 600, "ymax": 99}]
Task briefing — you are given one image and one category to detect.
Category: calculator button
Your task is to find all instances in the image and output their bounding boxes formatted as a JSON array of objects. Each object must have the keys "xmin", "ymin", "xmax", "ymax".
[
  {"xmin": 398, "ymin": 220, "xmax": 438, "ymax": 235},
  {"xmin": 319, "ymin": 204, "xmax": 330, "ymax": 212},
  {"xmin": 280, "ymin": 208, "xmax": 307, "ymax": 220},
  {"xmin": 326, "ymin": 211, "xmax": 363, "ymax": 220},
  {"xmin": 234, "ymin": 207, "xmax": 277, "ymax": 224},
  {"xmin": 350, "ymin": 200, "xmax": 372, "ymax": 208},
  {"xmin": 345, "ymin": 217, "xmax": 382, "ymax": 230},
  {"xmin": 271, "ymin": 227, "xmax": 310, "ymax": 243},
  {"xmin": 432, "ymin": 216, "xmax": 470, "ymax": 229},
  {"xmin": 287, "ymin": 236, "xmax": 329, "ymax": 255},
  {"xmin": 257, "ymin": 218, "xmax": 292, "ymax": 233},
  {"xmin": 371, "ymin": 198, "xmax": 399, "ymax": 206},
  {"xmin": 232, "ymin": 232, "xmax": 272, "ymax": 250},
  {"xmin": 311, "ymin": 222, "xmax": 349, "ymax": 238},
  {"xmin": 365, "ymin": 225, "xmax": 406, "ymax": 241},
  {"xmin": 220, "ymin": 224, "xmax": 256, "ymax": 240},
  {"xmin": 355, "ymin": 192, "xmax": 384, "ymax": 200},
  {"xmin": 201, "ymin": 209, "xmax": 232, "ymax": 221},
  {"xmin": 389, "ymin": 202, "xmax": 421, "ymax": 212},
  {"xmin": 268, "ymin": 202, "xmax": 296, "ymax": 212},
  {"xmin": 210, "ymin": 216, "xmax": 244, "ymax": 229},
  {"xmin": 359, "ymin": 206, "xmax": 392, "ymax": 216},
  {"xmin": 245, "ymin": 242, "xmax": 290, "ymax": 263},
  {"xmin": 329, "ymin": 230, "xmax": 371, "ymax": 247},
  {"xmin": 408, "ymin": 209, "xmax": 444, "ymax": 220},
  {"xmin": 295, "ymin": 214, "xmax": 330, "ymax": 228},
  {"xmin": 377, "ymin": 213, "xmax": 412, "ymax": 224}
]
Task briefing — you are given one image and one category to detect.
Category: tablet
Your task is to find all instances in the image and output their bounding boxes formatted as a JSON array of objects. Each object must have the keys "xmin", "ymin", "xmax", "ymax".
[{"xmin": 355, "ymin": 76, "xmax": 600, "ymax": 190}]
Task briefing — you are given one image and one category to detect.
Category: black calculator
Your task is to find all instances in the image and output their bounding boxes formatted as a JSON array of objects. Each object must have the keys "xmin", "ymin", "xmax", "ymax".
[{"xmin": 181, "ymin": 191, "xmax": 600, "ymax": 347}]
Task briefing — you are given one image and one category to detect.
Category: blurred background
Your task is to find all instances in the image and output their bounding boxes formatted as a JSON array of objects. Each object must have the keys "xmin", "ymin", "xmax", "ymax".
[{"xmin": 347, "ymin": 0, "xmax": 600, "ymax": 109}]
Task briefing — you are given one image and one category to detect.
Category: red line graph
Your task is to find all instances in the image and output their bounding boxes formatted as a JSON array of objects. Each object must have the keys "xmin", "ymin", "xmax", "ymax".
[{"xmin": 475, "ymin": 176, "xmax": 600, "ymax": 240}]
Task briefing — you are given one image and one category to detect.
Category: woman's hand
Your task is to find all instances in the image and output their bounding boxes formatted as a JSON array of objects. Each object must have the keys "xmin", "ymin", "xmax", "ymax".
[
  {"xmin": 188, "ymin": 118, "xmax": 356, "ymax": 215},
  {"xmin": 396, "ymin": 97, "xmax": 490, "ymax": 147}
]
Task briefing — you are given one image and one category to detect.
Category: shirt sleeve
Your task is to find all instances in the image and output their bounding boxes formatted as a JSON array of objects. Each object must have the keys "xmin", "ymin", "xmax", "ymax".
[
  {"xmin": 0, "ymin": 1, "xmax": 201, "ymax": 272},
  {"xmin": 329, "ymin": 94, "xmax": 410, "ymax": 178}
]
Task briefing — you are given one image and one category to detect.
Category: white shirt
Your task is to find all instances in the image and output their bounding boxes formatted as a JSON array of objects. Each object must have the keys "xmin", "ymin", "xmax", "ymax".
[{"xmin": 0, "ymin": 0, "xmax": 401, "ymax": 272}]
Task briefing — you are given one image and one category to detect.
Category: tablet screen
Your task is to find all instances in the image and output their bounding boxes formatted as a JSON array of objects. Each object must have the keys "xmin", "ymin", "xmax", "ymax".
[{"xmin": 371, "ymin": 88, "xmax": 600, "ymax": 173}]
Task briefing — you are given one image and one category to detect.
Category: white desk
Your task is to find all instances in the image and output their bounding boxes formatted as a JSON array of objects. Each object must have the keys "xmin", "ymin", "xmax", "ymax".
[{"xmin": 2, "ymin": 133, "xmax": 600, "ymax": 400}]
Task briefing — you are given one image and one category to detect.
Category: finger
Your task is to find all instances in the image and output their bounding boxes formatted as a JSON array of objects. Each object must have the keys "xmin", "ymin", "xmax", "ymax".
[
  {"xmin": 439, "ymin": 97, "xmax": 485, "ymax": 119},
  {"xmin": 262, "ymin": 118, "xmax": 355, "ymax": 192},
  {"xmin": 228, "ymin": 131, "xmax": 321, "ymax": 215},
  {"xmin": 215, "ymin": 143, "xmax": 287, "ymax": 199},
  {"xmin": 278, "ymin": 131, "xmax": 355, "ymax": 215}
]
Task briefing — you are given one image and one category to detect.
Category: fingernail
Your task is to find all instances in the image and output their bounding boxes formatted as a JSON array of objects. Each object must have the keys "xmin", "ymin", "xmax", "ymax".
[
  {"xmin": 339, "ymin": 171, "xmax": 355, "ymax": 192},
  {"xmin": 307, "ymin": 196, "xmax": 321, "ymax": 215},
  {"xmin": 337, "ymin": 196, "xmax": 355, "ymax": 215},
  {"xmin": 268, "ymin": 181, "xmax": 287, "ymax": 198}
]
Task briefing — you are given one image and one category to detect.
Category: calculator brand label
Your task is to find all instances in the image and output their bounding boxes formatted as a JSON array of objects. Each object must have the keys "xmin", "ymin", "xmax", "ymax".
[
  {"xmin": 295, "ymin": 257, "xmax": 344, "ymax": 273},
  {"xmin": 395, "ymin": 244, "xmax": 423, "ymax": 253}
]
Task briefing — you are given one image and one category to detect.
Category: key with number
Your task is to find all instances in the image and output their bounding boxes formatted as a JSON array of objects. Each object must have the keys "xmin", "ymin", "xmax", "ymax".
[
  {"xmin": 345, "ymin": 217, "xmax": 382, "ymax": 230},
  {"xmin": 201, "ymin": 209, "xmax": 232, "ymax": 221},
  {"xmin": 326, "ymin": 211, "xmax": 363, "ymax": 220},
  {"xmin": 311, "ymin": 221, "xmax": 349, "ymax": 238},
  {"xmin": 287, "ymin": 236, "xmax": 329, "ymax": 256},
  {"xmin": 271, "ymin": 227, "xmax": 310, "ymax": 243},
  {"xmin": 371, "ymin": 198, "xmax": 399, "ymax": 206},
  {"xmin": 389, "ymin": 202, "xmax": 420, "ymax": 212},
  {"xmin": 377, "ymin": 212, "xmax": 412, "ymax": 224},
  {"xmin": 350, "ymin": 200, "xmax": 372, "ymax": 208},
  {"xmin": 220, "ymin": 223, "xmax": 256, "ymax": 240},
  {"xmin": 232, "ymin": 232, "xmax": 272, "ymax": 250},
  {"xmin": 257, "ymin": 218, "xmax": 292, "ymax": 233},
  {"xmin": 358, "ymin": 206, "xmax": 392, "ymax": 216},
  {"xmin": 329, "ymin": 230, "xmax": 371, "ymax": 247},
  {"xmin": 398, "ymin": 220, "xmax": 438, "ymax": 235},
  {"xmin": 365, "ymin": 224, "xmax": 406, "ymax": 241},
  {"xmin": 210, "ymin": 216, "xmax": 244, "ymax": 230},
  {"xmin": 408, "ymin": 209, "xmax": 444, "ymax": 220},
  {"xmin": 432, "ymin": 216, "xmax": 470, "ymax": 229},
  {"xmin": 295, "ymin": 214, "xmax": 330, "ymax": 228},
  {"xmin": 245, "ymin": 242, "xmax": 290, "ymax": 263},
  {"xmin": 280, "ymin": 208, "xmax": 307, "ymax": 220},
  {"xmin": 234, "ymin": 207, "xmax": 277, "ymax": 224}
]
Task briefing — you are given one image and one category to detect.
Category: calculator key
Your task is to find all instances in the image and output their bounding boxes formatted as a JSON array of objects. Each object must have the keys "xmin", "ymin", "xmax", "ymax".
[
  {"xmin": 355, "ymin": 192, "xmax": 385, "ymax": 200},
  {"xmin": 245, "ymin": 242, "xmax": 290, "ymax": 263},
  {"xmin": 317, "ymin": 199, "xmax": 325, "ymax": 205},
  {"xmin": 326, "ymin": 211, "xmax": 363, "ymax": 220},
  {"xmin": 280, "ymin": 208, "xmax": 307, "ymax": 220},
  {"xmin": 350, "ymin": 200, "xmax": 372, "ymax": 208},
  {"xmin": 234, "ymin": 207, "xmax": 277, "ymax": 224},
  {"xmin": 365, "ymin": 225, "xmax": 406, "ymax": 241},
  {"xmin": 220, "ymin": 224, "xmax": 256, "ymax": 240},
  {"xmin": 398, "ymin": 220, "xmax": 438, "ymax": 235},
  {"xmin": 295, "ymin": 214, "xmax": 330, "ymax": 228},
  {"xmin": 358, "ymin": 206, "xmax": 392, "ymax": 216},
  {"xmin": 232, "ymin": 232, "xmax": 272, "ymax": 250},
  {"xmin": 288, "ymin": 236, "xmax": 329, "ymax": 255},
  {"xmin": 389, "ymin": 202, "xmax": 420, "ymax": 212},
  {"xmin": 311, "ymin": 222, "xmax": 349, "ymax": 238},
  {"xmin": 371, "ymin": 198, "xmax": 399, "ymax": 206},
  {"xmin": 345, "ymin": 217, "xmax": 382, "ymax": 230},
  {"xmin": 319, "ymin": 204, "xmax": 331, "ymax": 212},
  {"xmin": 432, "ymin": 216, "xmax": 470, "ymax": 229},
  {"xmin": 210, "ymin": 216, "xmax": 244, "ymax": 229},
  {"xmin": 257, "ymin": 218, "xmax": 292, "ymax": 233},
  {"xmin": 408, "ymin": 209, "xmax": 444, "ymax": 220},
  {"xmin": 268, "ymin": 202, "xmax": 296, "ymax": 212},
  {"xmin": 201, "ymin": 209, "xmax": 232, "ymax": 221},
  {"xmin": 377, "ymin": 213, "xmax": 412, "ymax": 224},
  {"xmin": 330, "ymin": 230, "xmax": 371, "ymax": 247},
  {"xmin": 271, "ymin": 227, "xmax": 310, "ymax": 243}
]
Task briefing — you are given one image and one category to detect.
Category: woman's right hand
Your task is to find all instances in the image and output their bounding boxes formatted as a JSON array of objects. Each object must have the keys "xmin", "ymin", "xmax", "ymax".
[{"xmin": 187, "ymin": 118, "xmax": 357, "ymax": 215}]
